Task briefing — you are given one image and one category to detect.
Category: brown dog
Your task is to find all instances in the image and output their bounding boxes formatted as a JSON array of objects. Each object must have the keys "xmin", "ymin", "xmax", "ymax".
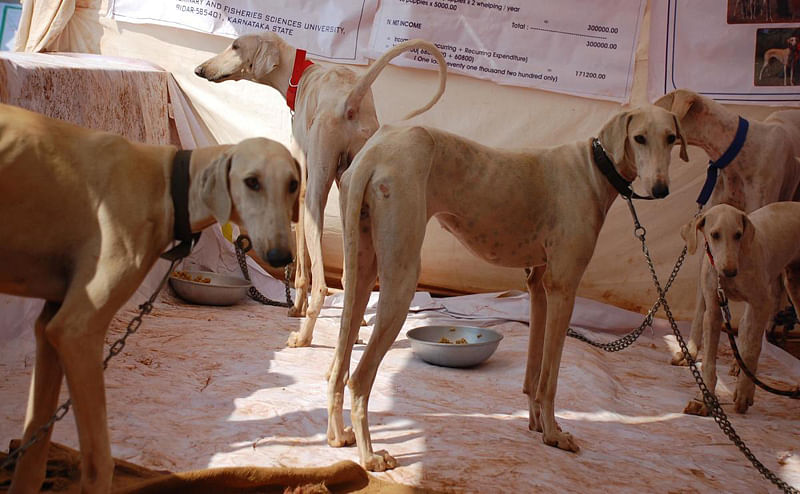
[{"xmin": 0, "ymin": 103, "xmax": 300, "ymax": 493}]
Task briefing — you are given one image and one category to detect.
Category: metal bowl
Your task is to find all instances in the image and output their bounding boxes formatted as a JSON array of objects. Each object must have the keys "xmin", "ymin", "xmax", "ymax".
[
  {"xmin": 406, "ymin": 325, "xmax": 503, "ymax": 368},
  {"xmin": 169, "ymin": 270, "xmax": 252, "ymax": 306}
]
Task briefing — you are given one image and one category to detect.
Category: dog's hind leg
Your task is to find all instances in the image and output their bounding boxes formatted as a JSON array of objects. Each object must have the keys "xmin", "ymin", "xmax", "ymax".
[
  {"xmin": 349, "ymin": 183, "xmax": 427, "ymax": 471},
  {"xmin": 672, "ymin": 273, "xmax": 704, "ymax": 365},
  {"xmin": 9, "ymin": 302, "xmax": 62, "ymax": 494},
  {"xmin": 523, "ymin": 265, "xmax": 547, "ymax": 433},
  {"xmin": 287, "ymin": 149, "xmax": 338, "ymax": 348},
  {"xmin": 327, "ymin": 211, "xmax": 377, "ymax": 448}
]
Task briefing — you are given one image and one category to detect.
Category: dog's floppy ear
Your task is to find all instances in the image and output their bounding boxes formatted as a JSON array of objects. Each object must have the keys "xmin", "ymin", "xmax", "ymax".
[
  {"xmin": 654, "ymin": 89, "xmax": 698, "ymax": 121},
  {"xmin": 201, "ymin": 149, "xmax": 233, "ymax": 225},
  {"xmin": 599, "ymin": 110, "xmax": 634, "ymax": 165},
  {"xmin": 681, "ymin": 213, "xmax": 706, "ymax": 255},
  {"xmin": 739, "ymin": 210, "xmax": 755, "ymax": 253},
  {"xmin": 291, "ymin": 158, "xmax": 302, "ymax": 223},
  {"xmin": 672, "ymin": 114, "xmax": 689, "ymax": 162},
  {"xmin": 253, "ymin": 40, "xmax": 281, "ymax": 78}
]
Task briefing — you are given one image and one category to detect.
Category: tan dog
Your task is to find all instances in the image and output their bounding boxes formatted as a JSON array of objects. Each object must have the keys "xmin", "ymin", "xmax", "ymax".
[
  {"xmin": 654, "ymin": 89, "xmax": 800, "ymax": 366},
  {"xmin": 681, "ymin": 202, "xmax": 800, "ymax": 416},
  {"xmin": 0, "ymin": 103, "xmax": 300, "ymax": 493},
  {"xmin": 195, "ymin": 34, "xmax": 447, "ymax": 347},
  {"xmin": 326, "ymin": 106, "xmax": 688, "ymax": 471},
  {"xmin": 758, "ymin": 36, "xmax": 798, "ymax": 86}
]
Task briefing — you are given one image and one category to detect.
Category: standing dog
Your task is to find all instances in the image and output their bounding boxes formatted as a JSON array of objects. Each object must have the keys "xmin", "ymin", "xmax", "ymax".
[
  {"xmin": 0, "ymin": 103, "xmax": 300, "ymax": 493},
  {"xmin": 195, "ymin": 34, "xmax": 447, "ymax": 347},
  {"xmin": 758, "ymin": 35, "xmax": 798, "ymax": 85},
  {"xmin": 654, "ymin": 89, "xmax": 800, "ymax": 366},
  {"xmin": 326, "ymin": 106, "xmax": 688, "ymax": 471},
  {"xmin": 681, "ymin": 202, "xmax": 800, "ymax": 416}
]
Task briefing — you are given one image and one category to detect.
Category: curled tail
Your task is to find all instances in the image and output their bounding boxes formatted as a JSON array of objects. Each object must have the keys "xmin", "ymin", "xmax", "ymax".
[{"xmin": 343, "ymin": 39, "xmax": 448, "ymax": 121}]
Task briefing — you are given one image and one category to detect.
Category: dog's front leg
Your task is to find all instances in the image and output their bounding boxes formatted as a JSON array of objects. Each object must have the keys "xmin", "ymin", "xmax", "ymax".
[
  {"xmin": 9, "ymin": 302, "xmax": 62, "ymax": 494},
  {"xmin": 535, "ymin": 271, "xmax": 581, "ymax": 453},
  {"xmin": 684, "ymin": 289, "xmax": 722, "ymax": 416},
  {"xmin": 523, "ymin": 265, "xmax": 547, "ymax": 433},
  {"xmin": 289, "ymin": 156, "xmax": 309, "ymax": 318},
  {"xmin": 733, "ymin": 301, "xmax": 771, "ymax": 413}
]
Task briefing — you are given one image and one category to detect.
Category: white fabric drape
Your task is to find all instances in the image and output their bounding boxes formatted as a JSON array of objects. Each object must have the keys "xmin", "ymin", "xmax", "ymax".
[{"xmin": 14, "ymin": 0, "xmax": 76, "ymax": 52}]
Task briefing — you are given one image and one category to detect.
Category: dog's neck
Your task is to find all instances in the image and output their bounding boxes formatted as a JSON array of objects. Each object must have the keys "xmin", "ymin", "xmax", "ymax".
[
  {"xmin": 261, "ymin": 43, "xmax": 310, "ymax": 101},
  {"xmin": 685, "ymin": 98, "xmax": 742, "ymax": 162},
  {"xmin": 585, "ymin": 138, "xmax": 637, "ymax": 212}
]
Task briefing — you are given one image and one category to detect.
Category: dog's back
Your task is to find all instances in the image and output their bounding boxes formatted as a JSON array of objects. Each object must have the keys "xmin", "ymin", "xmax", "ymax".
[{"xmin": 0, "ymin": 103, "xmax": 172, "ymax": 301}]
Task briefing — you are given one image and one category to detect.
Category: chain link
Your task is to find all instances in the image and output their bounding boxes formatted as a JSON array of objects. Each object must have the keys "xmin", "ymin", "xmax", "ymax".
[
  {"xmin": 1, "ymin": 259, "xmax": 179, "ymax": 472},
  {"xmin": 234, "ymin": 235, "xmax": 294, "ymax": 308}
]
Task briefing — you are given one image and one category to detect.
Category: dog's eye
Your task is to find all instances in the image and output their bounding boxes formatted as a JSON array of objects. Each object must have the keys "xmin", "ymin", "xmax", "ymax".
[
  {"xmin": 289, "ymin": 179, "xmax": 299, "ymax": 193},
  {"xmin": 666, "ymin": 134, "xmax": 676, "ymax": 144},
  {"xmin": 634, "ymin": 135, "xmax": 646, "ymax": 144},
  {"xmin": 710, "ymin": 232, "xmax": 720, "ymax": 240},
  {"xmin": 733, "ymin": 231, "xmax": 742, "ymax": 240},
  {"xmin": 244, "ymin": 177, "xmax": 261, "ymax": 191}
]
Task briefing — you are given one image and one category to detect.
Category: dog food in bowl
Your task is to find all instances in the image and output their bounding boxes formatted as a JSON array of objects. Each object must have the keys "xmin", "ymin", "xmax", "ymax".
[
  {"xmin": 407, "ymin": 325, "xmax": 503, "ymax": 368},
  {"xmin": 169, "ymin": 270, "xmax": 251, "ymax": 306}
]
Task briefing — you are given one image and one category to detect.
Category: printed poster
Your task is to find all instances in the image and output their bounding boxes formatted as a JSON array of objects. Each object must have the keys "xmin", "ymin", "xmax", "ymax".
[
  {"xmin": 367, "ymin": 0, "xmax": 647, "ymax": 102},
  {"xmin": 110, "ymin": 0, "xmax": 378, "ymax": 62},
  {"xmin": 649, "ymin": 0, "xmax": 800, "ymax": 104}
]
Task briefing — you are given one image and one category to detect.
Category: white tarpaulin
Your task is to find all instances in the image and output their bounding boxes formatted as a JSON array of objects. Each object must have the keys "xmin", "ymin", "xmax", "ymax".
[
  {"xmin": 649, "ymin": 0, "xmax": 800, "ymax": 104},
  {"xmin": 109, "ymin": 0, "xmax": 378, "ymax": 62},
  {"xmin": 368, "ymin": 0, "xmax": 646, "ymax": 102}
]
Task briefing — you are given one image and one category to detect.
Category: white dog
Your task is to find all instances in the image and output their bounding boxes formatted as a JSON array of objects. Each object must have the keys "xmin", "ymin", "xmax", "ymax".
[
  {"xmin": 0, "ymin": 103, "xmax": 300, "ymax": 493},
  {"xmin": 327, "ymin": 106, "xmax": 687, "ymax": 470},
  {"xmin": 681, "ymin": 202, "xmax": 800, "ymax": 415},
  {"xmin": 196, "ymin": 34, "xmax": 447, "ymax": 347},
  {"xmin": 654, "ymin": 89, "xmax": 800, "ymax": 366}
]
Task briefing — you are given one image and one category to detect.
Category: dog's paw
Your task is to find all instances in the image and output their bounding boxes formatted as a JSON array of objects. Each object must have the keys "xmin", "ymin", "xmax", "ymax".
[
  {"xmin": 363, "ymin": 450, "xmax": 397, "ymax": 472},
  {"xmin": 327, "ymin": 427, "xmax": 355, "ymax": 448},
  {"xmin": 733, "ymin": 386, "xmax": 754, "ymax": 414},
  {"xmin": 543, "ymin": 430, "xmax": 579, "ymax": 453},
  {"xmin": 288, "ymin": 305, "xmax": 307, "ymax": 318},
  {"xmin": 670, "ymin": 350, "xmax": 692, "ymax": 366},
  {"xmin": 683, "ymin": 398, "xmax": 709, "ymax": 416},
  {"xmin": 286, "ymin": 331, "xmax": 311, "ymax": 348}
]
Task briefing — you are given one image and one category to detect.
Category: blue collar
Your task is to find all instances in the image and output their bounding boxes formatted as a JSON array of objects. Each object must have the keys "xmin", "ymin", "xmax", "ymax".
[{"xmin": 696, "ymin": 116, "xmax": 749, "ymax": 206}]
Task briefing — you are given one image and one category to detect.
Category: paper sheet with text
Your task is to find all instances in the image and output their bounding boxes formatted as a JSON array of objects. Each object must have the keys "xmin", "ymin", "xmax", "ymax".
[
  {"xmin": 367, "ymin": 0, "xmax": 646, "ymax": 102},
  {"xmin": 110, "ymin": 0, "xmax": 377, "ymax": 62}
]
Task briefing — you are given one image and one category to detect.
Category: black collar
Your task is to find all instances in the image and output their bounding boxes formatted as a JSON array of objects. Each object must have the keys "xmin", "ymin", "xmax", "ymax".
[
  {"xmin": 591, "ymin": 138, "xmax": 652, "ymax": 200},
  {"xmin": 161, "ymin": 150, "xmax": 201, "ymax": 261}
]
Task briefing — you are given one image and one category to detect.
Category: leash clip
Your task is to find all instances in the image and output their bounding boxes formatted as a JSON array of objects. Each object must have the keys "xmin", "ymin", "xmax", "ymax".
[{"xmin": 235, "ymin": 234, "xmax": 253, "ymax": 254}]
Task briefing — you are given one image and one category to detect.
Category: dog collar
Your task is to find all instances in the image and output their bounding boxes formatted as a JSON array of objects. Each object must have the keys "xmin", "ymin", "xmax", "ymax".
[
  {"xmin": 696, "ymin": 117, "xmax": 749, "ymax": 206},
  {"xmin": 704, "ymin": 240, "xmax": 716, "ymax": 267},
  {"xmin": 591, "ymin": 138, "xmax": 652, "ymax": 200},
  {"xmin": 161, "ymin": 149, "xmax": 202, "ymax": 261},
  {"xmin": 286, "ymin": 48, "xmax": 314, "ymax": 112}
]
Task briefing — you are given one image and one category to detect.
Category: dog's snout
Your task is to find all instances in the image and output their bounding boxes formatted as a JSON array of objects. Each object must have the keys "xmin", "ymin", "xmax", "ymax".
[
  {"xmin": 266, "ymin": 248, "xmax": 293, "ymax": 268},
  {"xmin": 651, "ymin": 182, "xmax": 670, "ymax": 199},
  {"xmin": 722, "ymin": 268, "xmax": 738, "ymax": 278},
  {"xmin": 194, "ymin": 65, "xmax": 206, "ymax": 77}
]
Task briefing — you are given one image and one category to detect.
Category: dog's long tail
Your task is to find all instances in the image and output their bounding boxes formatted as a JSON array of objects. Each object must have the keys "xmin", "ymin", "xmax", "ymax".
[
  {"xmin": 340, "ymin": 149, "xmax": 376, "ymax": 337},
  {"xmin": 343, "ymin": 39, "xmax": 447, "ymax": 121}
]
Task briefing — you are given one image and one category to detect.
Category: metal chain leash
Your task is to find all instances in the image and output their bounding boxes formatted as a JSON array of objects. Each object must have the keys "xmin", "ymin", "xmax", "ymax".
[
  {"xmin": 1, "ymin": 258, "xmax": 180, "ymax": 472},
  {"xmin": 567, "ymin": 202, "xmax": 702, "ymax": 351},
  {"xmin": 627, "ymin": 198, "xmax": 798, "ymax": 494},
  {"xmin": 234, "ymin": 235, "xmax": 294, "ymax": 308},
  {"xmin": 714, "ymin": 280, "xmax": 800, "ymax": 399}
]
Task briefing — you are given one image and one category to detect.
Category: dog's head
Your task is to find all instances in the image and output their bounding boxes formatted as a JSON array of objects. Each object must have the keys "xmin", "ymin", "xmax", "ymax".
[
  {"xmin": 599, "ymin": 105, "xmax": 688, "ymax": 199},
  {"xmin": 195, "ymin": 33, "xmax": 284, "ymax": 84},
  {"xmin": 201, "ymin": 138, "xmax": 301, "ymax": 268},
  {"xmin": 788, "ymin": 36, "xmax": 798, "ymax": 48},
  {"xmin": 681, "ymin": 204, "xmax": 754, "ymax": 278}
]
